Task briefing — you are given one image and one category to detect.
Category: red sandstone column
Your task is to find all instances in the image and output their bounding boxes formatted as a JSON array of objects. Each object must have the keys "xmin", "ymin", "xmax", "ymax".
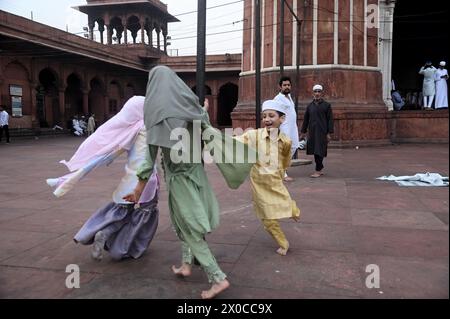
[
  {"xmin": 104, "ymin": 94, "xmax": 109, "ymax": 123},
  {"xmin": 156, "ymin": 26, "xmax": 161, "ymax": 51},
  {"xmin": 30, "ymin": 82, "xmax": 39, "ymax": 128},
  {"xmin": 106, "ymin": 25, "xmax": 112, "ymax": 45},
  {"xmin": 0, "ymin": 78, "xmax": 4, "ymax": 111},
  {"xmin": 162, "ymin": 28, "xmax": 168, "ymax": 54},
  {"xmin": 211, "ymin": 94, "xmax": 218, "ymax": 127},
  {"xmin": 88, "ymin": 18, "xmax": 95, "ymax": 41},
  {"xmin": 148, "ymin": 23, "xmax": 153, "ymax": 47},
  {"xmin": 99, "ymin": 24, "xmax": 105, "ymax": 44},
  {"xmin": 141, "ymin": 22, "xmax": 146, "ymax": 44},
  {"xmin": 58, "ymin": 88, "xmax": 66, "ymax": 128},
  {"xmin": 82, "ymin": 90, "xmax": 89, "ymax": 115},
  {"xmin": 123, "ymin": 16, "xmax": 128, "ymax": 45}
]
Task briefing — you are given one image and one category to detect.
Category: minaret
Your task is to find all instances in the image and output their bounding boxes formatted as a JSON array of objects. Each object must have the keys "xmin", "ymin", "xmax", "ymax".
[{"xmin": 233, "ymin": 0, "xmax": 392, "ymax": 145}]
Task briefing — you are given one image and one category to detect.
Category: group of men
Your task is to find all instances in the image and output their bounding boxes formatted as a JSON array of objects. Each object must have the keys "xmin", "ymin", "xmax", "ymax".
[
  {"xmin": 71, "ymin": 114, "xmax": 96, "ymax": 137},
  {"xmin": 273, "ymin": 77, "xmax": 334, "ymax": 180},
  {"xmin": 418, "ymin": 61, "xmax": 448, "ymax": 110}
]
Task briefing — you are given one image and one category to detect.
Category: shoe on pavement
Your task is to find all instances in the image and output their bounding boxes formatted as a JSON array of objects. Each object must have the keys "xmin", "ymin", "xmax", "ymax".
[{"xmin": 91, "ymin": 231, "xmax": 107, "ymax": 261}]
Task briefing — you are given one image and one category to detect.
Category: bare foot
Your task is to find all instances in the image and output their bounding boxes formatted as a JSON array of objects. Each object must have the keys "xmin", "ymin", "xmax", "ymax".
[
  {"xmin": 276, "ymin": 243, "xmax": 289, "ymax": 256},
  {"xmin": 172, "ymin": 263, "xmax": 192, "ymax": 277},
  {"xmin": 284, "ymin": 176, "xmax": 294, "ymax": 182},
  {"xmin": 201, "ymin": 279, "xmax": 230, "ymax": 299}
]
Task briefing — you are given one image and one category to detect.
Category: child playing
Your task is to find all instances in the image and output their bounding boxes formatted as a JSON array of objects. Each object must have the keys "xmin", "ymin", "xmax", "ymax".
[
  {"xmin": 125, "ymin": 66, "xmax": 255, "ymax": 299},
  {"xmin": 235, "ymin": 99, "xmax": 301, "ymax": 256},
  {"xmin": 47, "ymin": 96, "xmax": 159, "ymax": 261}
]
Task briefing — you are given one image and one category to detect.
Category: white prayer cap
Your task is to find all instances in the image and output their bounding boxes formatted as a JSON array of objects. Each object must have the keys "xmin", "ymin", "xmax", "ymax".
[
  {"xmin": 440, "ymin": 61, "xmax": 446, "ymax": 67},
  {"xmin": 313, "ymin": 84, "xmax": 323, "ymax": 91},
  {"xmin": 262, "ymin": 100, "xmax": 286, "ymax": 115}
]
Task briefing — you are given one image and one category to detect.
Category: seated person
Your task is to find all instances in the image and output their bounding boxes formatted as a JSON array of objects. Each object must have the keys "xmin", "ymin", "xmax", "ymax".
[{"xmin": 391, "ymin": 90, "xmax": 405, "ymax": 111}]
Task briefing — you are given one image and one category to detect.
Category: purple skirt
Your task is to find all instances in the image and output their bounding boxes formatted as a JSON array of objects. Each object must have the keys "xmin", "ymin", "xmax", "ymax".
[{"xmin": 74, "ymin": 196, "xmax": 159, "ymax": 260}]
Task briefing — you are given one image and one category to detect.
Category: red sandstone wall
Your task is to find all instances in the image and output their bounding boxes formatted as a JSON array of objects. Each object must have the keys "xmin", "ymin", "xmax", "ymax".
[
  {"xmin": 317, "ymin": 0, "xmax": 334, "ymax": 65},
  {"xmin": 391, "ymin": 111, "xmax": 450, "ymax": 143},
  {"xmin": 338, "ymin": 0, "xmax": 350, "ymax": 65},
  {"xmin": 242, "ymin": 0, "xmax": 252, "ymax": 71},
  {"xmin": 0, "ymin": 56, "xmax": 147, "ymax": 129},
  {"xmin": 232, "ymin": 108, "xmax": 449, "ymax": 145},
  {"xmin": 238, "ymin": 68, "xmax": 383, "ymax": 106}
]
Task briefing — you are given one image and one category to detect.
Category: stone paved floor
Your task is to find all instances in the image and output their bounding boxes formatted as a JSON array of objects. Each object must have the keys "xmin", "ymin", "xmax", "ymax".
[{"xmin": 0, "ymin": 137, "xmax": 448, "ymax": 299}]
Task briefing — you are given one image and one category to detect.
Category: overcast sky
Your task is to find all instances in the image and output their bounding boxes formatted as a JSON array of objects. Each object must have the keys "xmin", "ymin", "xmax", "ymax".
[{"xmin": 0, "ymin": 0, "xmax": 244, "ymax": 56}]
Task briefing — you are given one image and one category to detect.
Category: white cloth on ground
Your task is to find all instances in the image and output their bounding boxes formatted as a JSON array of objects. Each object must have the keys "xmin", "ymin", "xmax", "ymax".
[{"xmin": 377, "ymin": 173, "xmax": 449, "ymax": 187}]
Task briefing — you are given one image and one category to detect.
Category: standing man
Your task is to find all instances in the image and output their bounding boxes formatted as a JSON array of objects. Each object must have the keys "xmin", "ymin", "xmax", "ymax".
[
  {"xmin": 419, "ymin": 61, "xmax": 437, "ymax": 110},
  {"xmin": 391, "ymin": 90, "xmax": 405, "ymax": 111},
  {"xmin": 300, "ymin": 85, "xmax": 334, "ymax": 178},
  {"xmin": 274, "ymin": 76, "xmax": 300, "ymax": 182},
  {"xmin": 435, "ymin": 61, "xmax": 448, "ymax": 109},
  {"xmin": 0, "ymin": 106, "xmax": 10, "ymax": 144},
  {"xmin": 87, "ymin": 114, "xmax": 96, "ymax": 136}
]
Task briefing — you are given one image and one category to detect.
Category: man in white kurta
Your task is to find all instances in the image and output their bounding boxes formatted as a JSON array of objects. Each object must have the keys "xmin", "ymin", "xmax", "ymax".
[
  {"xmin": 435, "ymin": 61, "xmax": 448, "ymax": 109},
  {"xmin": 274, "ymin": 77, "xmax": 300, "ymax": 182},
  {"xmin": 419, "ymin": 61, "xmax": 437, "ymax": 109}
]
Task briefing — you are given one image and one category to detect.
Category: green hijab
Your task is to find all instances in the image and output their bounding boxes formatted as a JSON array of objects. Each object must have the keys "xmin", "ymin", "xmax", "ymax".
[
  {"xmin": 144, "ymin": 65, "xmax": 256, "ymax": 189},
  {"xmin": 144, "ymin": 65, "xmax": 209, "ymax": 149}
]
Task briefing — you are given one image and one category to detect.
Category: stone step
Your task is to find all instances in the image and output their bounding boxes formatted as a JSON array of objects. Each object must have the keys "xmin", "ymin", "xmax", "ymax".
[
  {"xmin": 291, "ymin": 159, "xmax": 312, "ymax": 166},
  {"xmin": 9, "ymin": 128, "xmax": 71, "ymax": 139}
]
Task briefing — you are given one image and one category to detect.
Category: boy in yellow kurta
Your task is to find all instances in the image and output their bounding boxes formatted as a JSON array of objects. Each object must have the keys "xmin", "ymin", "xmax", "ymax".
[{"xmin": 235, "ymin": 100, "xmax": 301, "ymax": 255}]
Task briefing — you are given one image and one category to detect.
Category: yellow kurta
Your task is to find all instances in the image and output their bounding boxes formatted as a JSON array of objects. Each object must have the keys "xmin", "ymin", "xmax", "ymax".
[{"xmin": 235, "ymin": 128, "xmax": 300, "ymax": 220}]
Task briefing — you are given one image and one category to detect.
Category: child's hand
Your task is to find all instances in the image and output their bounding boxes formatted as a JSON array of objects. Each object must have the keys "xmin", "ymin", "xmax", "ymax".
[
  {"xmin": 123, "ymin": 179, "xmax": 147, "ymax": 203},
  {"xmin": 123, "ymin": 193, "xmax": 137, "ymax": 203}
]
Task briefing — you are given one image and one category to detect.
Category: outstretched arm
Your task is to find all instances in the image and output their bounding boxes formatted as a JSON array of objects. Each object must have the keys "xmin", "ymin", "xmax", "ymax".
[
  {"xmin": 48, "ymin": 148, "xmax": 126, "ymax": 198},
  {"xmin": 123, "ymin": 145, "xmax": 159, "ymax": 203}
]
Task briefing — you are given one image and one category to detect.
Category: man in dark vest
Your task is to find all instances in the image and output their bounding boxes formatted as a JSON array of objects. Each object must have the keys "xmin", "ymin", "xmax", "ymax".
[{"xmin": 300, "ymin": 85, "xmax": 334, "ymax": 178}]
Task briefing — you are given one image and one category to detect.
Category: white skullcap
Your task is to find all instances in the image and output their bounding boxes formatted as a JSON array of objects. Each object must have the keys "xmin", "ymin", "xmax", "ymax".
[
  {"xmin": 440, "ymin": 61, "xmax": 446, "ymax": 66},
  {"xmin": 262, "ymin": 100, "xmax": 286, "ymax": 114},
  {"xmin": 313, "ymin": 84, "xmax": 323, "ymax": 91}
]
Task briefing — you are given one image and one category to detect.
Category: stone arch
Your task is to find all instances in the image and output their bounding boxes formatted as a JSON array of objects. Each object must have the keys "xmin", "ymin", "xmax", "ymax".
[
  {"xmin": 110, "ymin": 16, "xmax": 124, "ymax": 44},
  {"xmin": 4, "ymin": 60, "xmax": 30, "ymax": 81},
  {"xmin": 4, "ymin": 61, "xmax": 32, "ymax": 120},
  {"xmin": 127, "ymin": 15, "xmax": 140, "ymax": 44},
  {"xmin": 145, "ymin": 18, "xmax": 153, "ymax": 45},
  {"xmin": 65, "ymin": 71, "xmax": 85, "ymax": 89},
  {"xmin": 65, "ymin": 73, "xmax": 84, "ymax": 121},
  {"xmin": 124, "ymin": 83, "xmax": 135, "ymax": 101},
  {"xmin": 107, "ymin": 80, "xmax": 122, "ymax": 117},
  {"xmin": 89, "ymin": 77, "xmax": 106, "ymax": 121},
  {"xmin": 217, "ymin": 82, "xmax": 239, "ymax": 127},
  {"xmin": 37, "ymin": 67, "xmax": 60, "ymax": 127},
  {"xmin": 391, "ymin": 0, "xmax": 448, "ymax": 110},
  {"xmin": 94, "ymin": 18, "xmax": 105, "ymax": 43}
]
